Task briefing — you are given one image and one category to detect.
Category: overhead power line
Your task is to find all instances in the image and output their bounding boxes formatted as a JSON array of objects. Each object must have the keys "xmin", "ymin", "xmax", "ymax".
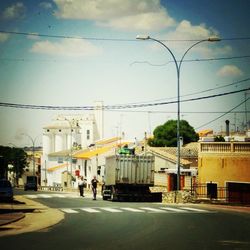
[
  {"xmin": 106, "ymin": 110, "xmax": 249, "ymax": 114},
  {"xmin": 1, "ymin": 30, "xmax": 250, "ymax": 42},
  {"xmin": 195, "ymin": 97, "xmax": 250, "ymax": 130},
  {"xmin": 0, "ymin": 87, "xmax": 249, "ymax": 111},
  {"xmin": 122, "ymin": 78, "xmax": 250, "ymax": 106},
  {"xmin": 2, "ymin": 54, "xmax": 250, "ymax": 64}
]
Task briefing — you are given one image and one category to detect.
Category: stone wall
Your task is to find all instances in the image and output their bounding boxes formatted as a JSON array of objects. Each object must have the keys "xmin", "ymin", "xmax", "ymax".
[
  {"xmin": 162, "ymin": 190, "xmax": 195, "ymax": 203},
  {"xmin": 150, "ymin": 186, "xmax": 195, "ymax": 203}
]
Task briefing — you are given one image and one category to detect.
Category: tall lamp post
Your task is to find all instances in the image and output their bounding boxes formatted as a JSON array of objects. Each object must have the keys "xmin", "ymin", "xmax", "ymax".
[
  {"xmin": 22, "ymin": 134, "xmax": 40, "ymax": 176},
  {"xmin": 136, "ymin": 35, "xmax": 220, "ymax": 190}
]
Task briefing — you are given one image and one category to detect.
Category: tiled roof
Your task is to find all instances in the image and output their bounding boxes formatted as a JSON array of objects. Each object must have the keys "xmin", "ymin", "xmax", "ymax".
[
  {"xmin": 95, "ymin": 137, "xmax": 121, "ymax": 145},
  {"xmin": 156, "ymin": 143, "xmax": 198, "ymax": 157},
  {"xmin": 47, "ymin": 163, "xmax": 68, "ymax": 172},
  {"xmin": 73, "ymin": 146, "xmax": 114, "ymax": 159},
  {"xmin": 148, "ymin": 147, "xmax": 191, "ymax": 166}
]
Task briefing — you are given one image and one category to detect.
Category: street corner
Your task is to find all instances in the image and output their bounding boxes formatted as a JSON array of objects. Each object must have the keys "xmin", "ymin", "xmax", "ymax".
[
  {"xmin": 0, "ymin": 196, "xmax": 65, "ymax": 237},
  {"xmin": 185, "ymin": 202, "xmax": 250, "ymax": 214}
]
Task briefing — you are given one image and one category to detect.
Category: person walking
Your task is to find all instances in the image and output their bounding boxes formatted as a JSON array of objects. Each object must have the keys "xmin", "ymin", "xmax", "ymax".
[
  {"xmin": 91, "ymin": 176, "xmax": 98, "ymax": 200},
  {"xmin": 78, "ymin": 176, "xmax": 85, "ymax": 197}
]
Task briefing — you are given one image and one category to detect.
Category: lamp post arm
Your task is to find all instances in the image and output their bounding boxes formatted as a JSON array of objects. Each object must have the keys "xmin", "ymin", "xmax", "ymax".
[
  {"xmin": 179, "ymin": 39, "xmax": 208, "ymax": 73},
  {"xmin": 149, "ymin": 37, "xmax": 180, "ymax": 77}
]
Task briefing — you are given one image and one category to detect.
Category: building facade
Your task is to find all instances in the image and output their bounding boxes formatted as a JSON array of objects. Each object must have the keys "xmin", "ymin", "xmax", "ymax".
[
  {"xmin": 41, "ymin": 102, "xmax": 104, "ymax": 187},
  {"xmin": 197, "ymin": 141, "xmax": 250, "ymax": 203}
]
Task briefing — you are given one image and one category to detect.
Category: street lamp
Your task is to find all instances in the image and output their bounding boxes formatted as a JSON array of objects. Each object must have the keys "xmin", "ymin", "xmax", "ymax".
[
  {"xmin": 22, "ymin": 133, "xmax": 40, "ymax": 176},
  {"xmin": 136, "ymin": 35, "xmax": 220, "ymax": 190}
]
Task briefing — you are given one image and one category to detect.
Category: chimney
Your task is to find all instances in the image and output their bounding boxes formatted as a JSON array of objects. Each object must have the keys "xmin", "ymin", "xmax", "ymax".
[{"xmin": 225, "ymin": 120, "xmax": 230, "ymax": 136}]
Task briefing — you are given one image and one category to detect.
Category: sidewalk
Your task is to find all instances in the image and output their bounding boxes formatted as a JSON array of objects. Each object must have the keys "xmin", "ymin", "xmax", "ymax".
[
  {"xmin": 192, "ymin": 202, "xmax": 250, "ymax": 214},
  {"xmin": 0, "ymin": 195, "xmax": 64, "ymax": 237}
]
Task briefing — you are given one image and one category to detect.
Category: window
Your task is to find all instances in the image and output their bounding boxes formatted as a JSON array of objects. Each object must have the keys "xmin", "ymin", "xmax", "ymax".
[{"xmin": 86, "ymin": 129, "xmax": 90, "ymax": 140}]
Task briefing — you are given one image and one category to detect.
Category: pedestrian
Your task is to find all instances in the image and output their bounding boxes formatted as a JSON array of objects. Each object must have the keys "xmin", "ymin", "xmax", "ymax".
[
  {"xmin": 91, "ymin": 176, "xmax": 99, "ymax": 200},
  {"xmin": 78, "ymin": 176, "xmax": 85, "ymax": 197}
]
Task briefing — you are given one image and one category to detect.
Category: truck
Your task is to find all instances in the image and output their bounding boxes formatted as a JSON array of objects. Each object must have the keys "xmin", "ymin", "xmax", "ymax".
[
  {"xmin": 102, "ymin": 154, "xmax": 162, "ymax": 202},
  {"xmin": 24, "ymin": 176, "xmax": 38, "ymax": 191}
]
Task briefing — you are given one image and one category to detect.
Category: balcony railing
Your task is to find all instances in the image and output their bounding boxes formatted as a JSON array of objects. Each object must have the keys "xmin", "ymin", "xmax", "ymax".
[{"xmin": 199, "ymin": 142, "xmax": 250, "ymax": 153}]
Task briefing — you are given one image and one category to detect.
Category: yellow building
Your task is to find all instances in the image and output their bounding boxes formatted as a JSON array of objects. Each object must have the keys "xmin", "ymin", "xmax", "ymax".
[{"xmin": 197, "ymin": 142, "xmax": 250, "ymax": 203}]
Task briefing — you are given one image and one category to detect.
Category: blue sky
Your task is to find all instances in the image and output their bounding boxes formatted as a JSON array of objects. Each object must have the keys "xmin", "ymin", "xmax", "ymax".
[{"xmin": 0, "ymin": 0, "xmax": 249, "ymax": 146}]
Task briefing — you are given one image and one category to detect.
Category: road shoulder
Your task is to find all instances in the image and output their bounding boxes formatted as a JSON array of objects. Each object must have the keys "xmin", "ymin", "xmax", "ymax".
[{"xmin": 0, "ymin": 195, "xmax": 64, "ymax": 237}]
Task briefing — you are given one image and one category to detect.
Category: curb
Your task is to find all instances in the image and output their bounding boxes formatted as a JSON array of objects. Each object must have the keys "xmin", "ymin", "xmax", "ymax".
[
  {"xmin": 0, "ymin": 213, "xmax": 25, "ymax": 227},
  {"xmin": 0, "ymin": 195, "xmax": 64, "ymax": 237}
]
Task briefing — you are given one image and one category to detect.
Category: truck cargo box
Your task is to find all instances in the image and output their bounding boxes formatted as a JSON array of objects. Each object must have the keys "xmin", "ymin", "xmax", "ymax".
[{"xmin": 105, "ymin": 154, "xmax": 155, "ymax": 186}]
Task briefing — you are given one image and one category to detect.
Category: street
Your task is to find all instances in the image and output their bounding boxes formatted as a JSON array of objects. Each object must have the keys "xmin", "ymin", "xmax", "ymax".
[{"xmin": 0, "ymin": 189, "xmax": 250, "ymax": 250}]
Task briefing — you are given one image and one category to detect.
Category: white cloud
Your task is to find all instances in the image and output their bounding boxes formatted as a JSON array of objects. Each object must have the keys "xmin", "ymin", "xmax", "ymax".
[
  {"xmin": 164, "ymin": 20, "xmax": 231, "ymax": 57},
  {"xmin": 53, "ymin": 0, "xmax": 175, "ymax": 31},
  {"xmin": 98, "ymin": 10, "xmax": 174, "ymax": 31},
  {"xmin": 1, "ymin": 2, "xmax": 26, "ymax": 20},
  {"xmin": 0, "ymin": 33, "xmax": 9, "ymax": 42},
  {"xmin": 30, "ymin": 39, "xmax": 102, "ymax": 57},
  {"xmin": 217, "ymin": 65, "xmax": 244, "ymax": 77},
  {"xmin": 27, "ymin": 33, "xmax": 40, "ymax": 40},
  {"xmin": 174, "ymin": 20, "xmax": 217, "ymax": 40}
]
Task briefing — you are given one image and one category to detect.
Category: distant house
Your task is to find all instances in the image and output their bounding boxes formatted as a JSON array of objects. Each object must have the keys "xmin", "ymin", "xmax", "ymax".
[
  {"xmin": 41, "ymin": 102, "xmax": 104, "ymax": 187},
  {"xmin": 197, "ymin": 141, "xmax": 250, "ymax": 203},
  {"xmin": 44, "ymin": 137, "xmax": 128, "ymax": 188},
  {"xmin": 149, "ymin": 143, "xmax": 198, "ymax": 191}
]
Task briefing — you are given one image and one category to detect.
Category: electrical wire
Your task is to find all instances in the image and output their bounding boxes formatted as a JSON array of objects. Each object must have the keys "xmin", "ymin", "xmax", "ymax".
[
  {"xmin": 120, "ymin": 78, "xmax": 250, "ymax": 105},
  {"xmin": 105, "ymin": 110, "xmax": 249, "ymax": 114},
  {"xmin": 1, "ymin": 30, "xmax": 250, "ymax": 42},
  {"xmin": 130, "ymin": 55, "xmax": 250, "ymax": 67},
  {"xmin": 195, "ymin": 97, "xmax": 250, "ymax": 130},
  {"xmin": 0, "ymin": 87, "xmax": 249, "ymax": 111}
]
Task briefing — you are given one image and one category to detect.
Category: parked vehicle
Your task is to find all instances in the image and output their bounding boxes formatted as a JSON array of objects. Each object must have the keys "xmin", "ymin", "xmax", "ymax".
[
  {"xmin": 24, "ymin": 176, "xmax": 38, "ymax": 191},
  {"xmin": 0, "ymin": 179, "xmax": 13, "ymax": 202},
  {"xmin": 102, "ymin": 154, "xmax": 162, "ymax": 202}
]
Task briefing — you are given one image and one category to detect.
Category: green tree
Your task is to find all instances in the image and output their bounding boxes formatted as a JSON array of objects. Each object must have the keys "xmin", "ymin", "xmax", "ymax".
[
  {"xmin": 148, "ymin": 120, "xmax": 199, "ymax": 147},
  {"xmin": 0, "ymin": 146, "xmax": 28, "ymax": 184},
  {"xmin": 214, "ymin": 135, "xmax": 225, "ymax": 142}
]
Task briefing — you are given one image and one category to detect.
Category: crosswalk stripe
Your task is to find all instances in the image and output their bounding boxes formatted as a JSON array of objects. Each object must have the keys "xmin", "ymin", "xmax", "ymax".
[
  {"xmin": 160, "ymin": 207, "xmax": 188, "ymax": 212},
  {"xmin": 100, "ymin": 208, "xmax": 123, "ymax": 213},
  {"xmin": 61, "ymin": 208, "xmax": 79, "ymax": 213},
  {"xmin": 140, "ymin": 207, "xmax": 166, "ymax": 213},
  {"xmin": 51, "ymin": 194, "xmax": 66, "ymax": 198},
  {"xmin": 180, "ymin": 207, "xmax": 208, "ymax": 212},
  {"xmin": 38, "ymin": 194, "xmax": 52, "ymax": 198},
  {"xmin": 80, "ymin": 208, "xmax": 100, "ymax": 213},
  {"xmin": 59, "ymin": 207, "xmax": 212, "ymax": 214},
  {"xmin": 120, "ymin": 207, "xmax": 145, "ymax": 213},
  {"xmin": 24, "ymin": 195, "xmax": 38, "ymax": 198}
]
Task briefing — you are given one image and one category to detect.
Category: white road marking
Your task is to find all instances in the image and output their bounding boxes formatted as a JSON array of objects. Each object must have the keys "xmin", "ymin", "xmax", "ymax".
[
  {"xmin": 50, "ymin": 194, "xmax": 66, "ymax": 198},
  {"xmin": 180, "ymin": 207, "xmax": 209, "ymax": 213},
  {"xmin": 100, "ymin": 207, "xmax": 123, "ymax": 213},
  {"xmin": 140, "ymin": 207, "xmax": 166, "ymax": 213},
  {"xmin": 37, "ymin": 194, "xmax": 52, "ymax": 198},
  {"xmin": 120, "ymin": 207, "xmax": 145, "ymax": 213},
  {"xmin": 80, "ymin": 208, "xmax": 101, "ymax": 213},
  {"xmin": 61, "ymin": 208, "xmax": 79, "ymax": 213},
  {"xmin": 24, "ymin": 195, "xmax": 38, "ymax": 199},
  {"xmin": 160, "ymin": 207, "xmax": 188, "ymax": 212}
]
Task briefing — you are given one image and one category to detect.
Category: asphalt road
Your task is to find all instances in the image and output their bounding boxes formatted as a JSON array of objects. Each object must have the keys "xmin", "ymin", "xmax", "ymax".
[{"xmin": 1, "ymin": 190, "xmax": 250, "ymax": 250}]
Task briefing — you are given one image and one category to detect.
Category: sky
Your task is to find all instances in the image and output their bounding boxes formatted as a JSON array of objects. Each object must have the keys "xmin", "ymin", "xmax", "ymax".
[{"xmin": 0, "ymin": 0, "xmax": 249, "ymax": 147}]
